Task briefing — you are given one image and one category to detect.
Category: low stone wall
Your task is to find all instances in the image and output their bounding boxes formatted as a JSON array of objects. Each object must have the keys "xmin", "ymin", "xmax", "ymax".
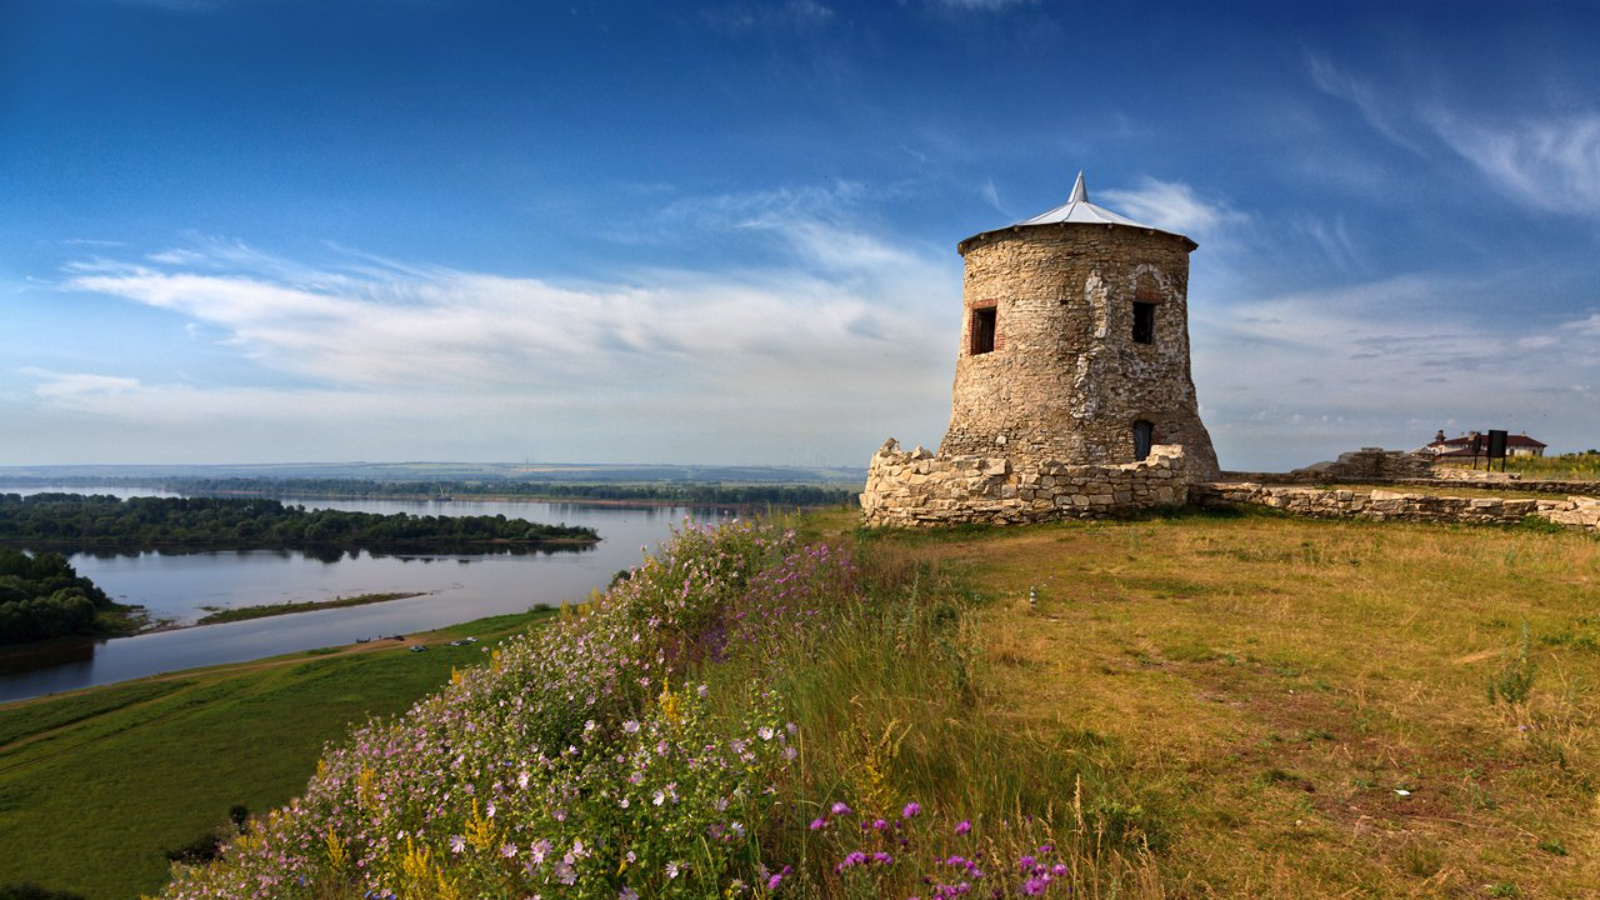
[
  {"xmin": 860, "ymin": 439, "xmax": 1188, "ymax": 527},
  {"xmin": 1395, "ymin": 477, "xmax": 1600, "ymax": 496},
  {"xmin": 1193, "ymin": 483, "xmax": 1600, "ymax": 534},
  {"xmin": 1428, "ymin": 466, "xmax": 1522, "ymax": 483}
]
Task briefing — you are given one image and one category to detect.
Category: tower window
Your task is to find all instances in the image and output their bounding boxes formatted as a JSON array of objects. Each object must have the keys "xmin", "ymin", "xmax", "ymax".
[
  {"xmin": 1132, "ymin": 302, "xmax": 1156, "ymax": 344},
  {"xmin": 1133, "ymin": 420, "xmax": 1154, "ymax": 461},
  {"xmin": 970, "ymin": 307, "xmax": 997, "ymax": 355}
]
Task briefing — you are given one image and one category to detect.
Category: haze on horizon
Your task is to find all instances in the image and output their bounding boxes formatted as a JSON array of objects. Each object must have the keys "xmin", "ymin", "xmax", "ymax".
[{"xmin": 2, "ymin": 0, "xmax": 1597, "ymax": 473}]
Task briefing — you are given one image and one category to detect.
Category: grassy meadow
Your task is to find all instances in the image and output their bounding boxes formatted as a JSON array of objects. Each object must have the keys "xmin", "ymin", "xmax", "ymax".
[
  {"xmin": 3, "ymin": 509, "xmax": 1597, "ymax": 900},
  {"xmin": 1459, "ymin": 450, "xmax": 1600, "ymax": 482},
  {"xmin": 822, "ymin": 507, "xmax": 1600, "ymax": 898},
  {"xmin": 0, "ymin": 609, "xmax": 554, "ymax": 900}
]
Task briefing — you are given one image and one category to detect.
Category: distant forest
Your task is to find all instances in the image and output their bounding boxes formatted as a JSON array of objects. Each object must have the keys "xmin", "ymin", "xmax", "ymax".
[
  {"xmin": 0, "ymin": 548, "xmax": 120, "ymax": 644},
  {"xmin": 0, "ymin": 494, "xmax": 599, "ymax": 550},
  {"xmin": 0, "ymin": 477, "xmax": 861, "ymax": 507}
]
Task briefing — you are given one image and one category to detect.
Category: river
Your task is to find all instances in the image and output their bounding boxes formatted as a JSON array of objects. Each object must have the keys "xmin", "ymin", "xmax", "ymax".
[{"xmin": 0, "ymin": 489, "xmax": 734, "ymax": 702}]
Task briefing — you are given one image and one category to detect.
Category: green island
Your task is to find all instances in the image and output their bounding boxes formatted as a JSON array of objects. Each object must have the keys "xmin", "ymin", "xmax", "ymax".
[
  {"xmin": 0, "ymin": 548, "xmax": 142, "ymax": 645},
  {"xmin": 0, "ymin": 493, "xmax": 600, "ymax": 550},
  {"xmin": 194, "ymin": 591, "xmax": 428, "ymax": 625},
  {"xmin": 4, "ymin": 508, "xmax": 1598, "ymax": 900}
]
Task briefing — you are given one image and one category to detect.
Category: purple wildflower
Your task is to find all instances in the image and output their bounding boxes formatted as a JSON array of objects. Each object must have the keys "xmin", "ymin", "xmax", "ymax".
[
  {"xmin": 902, "ymin": 801, "xmax": 922, "ymax": 818},
  {"xmin": 955, "ymin": 820, "xmax": 972, "ymax": 835},
  {"xmin": 831, "ymin": 802, "xmax": 852, "ymax": 816}
]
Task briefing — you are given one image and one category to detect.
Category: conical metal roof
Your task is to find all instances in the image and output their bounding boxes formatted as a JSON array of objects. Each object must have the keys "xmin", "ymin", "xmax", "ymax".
[
  {"xmin": 1014, "ymin": 172, "xmax": 1150, "ymax": 228},
  {"xmin": 959, "ymin": 171, "xmax": 1196, "ymax": 253}
]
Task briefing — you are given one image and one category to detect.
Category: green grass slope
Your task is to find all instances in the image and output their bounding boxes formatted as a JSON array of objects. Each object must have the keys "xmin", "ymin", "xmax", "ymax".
[{"xmin": 0, "ymin": 610, "xmax": 551, "ymax": 900}]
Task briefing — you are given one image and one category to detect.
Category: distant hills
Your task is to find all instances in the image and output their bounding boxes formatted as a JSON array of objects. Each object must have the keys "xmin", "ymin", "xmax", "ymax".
[{"xmin": 0, "ymin": 460, "xmax": 868, "ymax": 486}]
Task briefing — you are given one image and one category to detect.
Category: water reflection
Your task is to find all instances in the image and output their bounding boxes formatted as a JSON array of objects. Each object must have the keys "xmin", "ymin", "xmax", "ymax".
[
  {"xmin": 0, "ymin": 490, "xmax": 733, "ymax": 702},
  {"xmin": 0, "ymin": 640, "xmax": 94, "ymax": 676}
]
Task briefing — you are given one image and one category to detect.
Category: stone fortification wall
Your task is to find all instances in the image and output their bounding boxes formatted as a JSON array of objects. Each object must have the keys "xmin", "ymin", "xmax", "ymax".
[
  {"xmin": 940, "ymin": 225, "xmax": 1219, "ymax": 481},
  {"xmin": 861, "ymin": 439, "xmax": 1188, "ymax": 527},
  {"xmin": 1193, "ymin": 483, "xmax": 1600, "ymax": 534}
]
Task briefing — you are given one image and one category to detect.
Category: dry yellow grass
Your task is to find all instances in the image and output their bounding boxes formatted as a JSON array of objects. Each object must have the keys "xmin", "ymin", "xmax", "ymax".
[{"xmin": 814, "ymin": 508, "xmax": 1600, "ymax": 899}]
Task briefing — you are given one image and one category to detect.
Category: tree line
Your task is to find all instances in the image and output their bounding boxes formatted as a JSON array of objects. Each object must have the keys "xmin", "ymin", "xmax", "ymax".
[
  {"xmin": 0, "ymin": 547, "xmax": 118, "ymax": 644},
  {"xmin": 0, "ymin": 494, "xmax": 599, "ymax": 550},
  {"xmin": 142, "ymin": 477, "xmax": 860, "ymax": 506}
]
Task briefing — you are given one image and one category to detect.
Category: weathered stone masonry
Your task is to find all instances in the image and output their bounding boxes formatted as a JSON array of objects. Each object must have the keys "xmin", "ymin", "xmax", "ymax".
[
  {"xmin": 942, "ymin": 226, "xmax": 1218, "ymax": 481},
  {"xmin": 1192, "ymin": 483, "xmax": 1600, "ymax": 535},
  {"xmin": 861, "ymin": 439, "xmax": 1188, "ymax": 527},
  {"xmin": 864, "ymin": 172, "xmax": 1220, "ymax": 527}
]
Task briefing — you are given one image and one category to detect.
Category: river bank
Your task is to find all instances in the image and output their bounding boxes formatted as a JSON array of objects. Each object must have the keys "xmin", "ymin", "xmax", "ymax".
[
  {"xmin": 193, "ymin": 590, "xmax": 430, "ymax": 625},
  {"xmin": 0, "ymin": 607, "xmax": 555, "ymax": 900},
  {"xmin": 0, "ymin": 494, "xmax": 733, "ymax": 702}
]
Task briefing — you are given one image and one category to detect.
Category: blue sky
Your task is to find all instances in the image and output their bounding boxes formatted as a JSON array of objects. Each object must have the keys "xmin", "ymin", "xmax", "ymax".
[{"xmin": 2, "ymin": 0, "xmax": 1597, "ymax": 471}]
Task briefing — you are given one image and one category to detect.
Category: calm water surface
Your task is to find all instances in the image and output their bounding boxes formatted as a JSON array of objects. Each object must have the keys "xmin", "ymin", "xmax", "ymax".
[{"xmin": 0, "ymin": 489, "xmax": 733, "ymax": 702}]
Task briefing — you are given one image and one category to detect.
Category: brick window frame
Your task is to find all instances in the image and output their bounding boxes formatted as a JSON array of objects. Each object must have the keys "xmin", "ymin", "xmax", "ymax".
[{"xmin": 969, "ymin": 301, "xmax": 999, "ymax": 355}]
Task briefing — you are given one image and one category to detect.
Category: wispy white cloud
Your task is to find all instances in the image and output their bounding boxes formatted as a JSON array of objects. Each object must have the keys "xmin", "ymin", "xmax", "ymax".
[
  {"xmin": 1292, "ymin": 214, "xmax": 1365, "ymax": 273},
  {"xmin": 1099, "ymin": 177, "xmax": 1249, "ymax": 241},
  {"xmin": 1570, "ymin": 313, "xmax": 1600, "ymax": 336},
  {"xmin": 1307, "ymin": 54, "xmax": 1600, "ymax": 218},
  {"xmin": 40, "ymin": 220, "xmax": 958, "ymax": 464},
  {"xmin": 1194, "ymin": 274, "xmax": 1600, "ymax": 468},
  {"xmin": 1306, "ymin": 55, "xmax": 1427, "ymax": 154},
  {"xmin": 609, "ymin": 181, "xmax": 871, "ymax": 246},
  {"xmin": 20, "ymin": 369, "xmax": 144, "ymax": 399},
  {"xmin": 1429, "ymin": 113, "xmax": 1600, "ymax": 214}
]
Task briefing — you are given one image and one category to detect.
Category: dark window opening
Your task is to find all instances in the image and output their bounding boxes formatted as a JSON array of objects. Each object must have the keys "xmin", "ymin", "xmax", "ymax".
[
  {"xmin": 1132, "ymin": 302, "xmax": 1156, "ymax": 344},
  {"xmin": 1133, "ymin": 420, "xmax": 1154, "ymax": 461},
  {"xmin": 971, "ymin": 307, "xmax": 997, "ymax": 355}
]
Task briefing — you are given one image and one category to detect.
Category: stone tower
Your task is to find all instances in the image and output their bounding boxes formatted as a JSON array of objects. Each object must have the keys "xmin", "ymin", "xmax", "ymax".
[
  {"xmin": 939, "ymin": 172, "xmax": 1219, "ymax": 480},
  {"xmin": 861, "ymin": 172, "xmax": 1220, "ymax": 527}
]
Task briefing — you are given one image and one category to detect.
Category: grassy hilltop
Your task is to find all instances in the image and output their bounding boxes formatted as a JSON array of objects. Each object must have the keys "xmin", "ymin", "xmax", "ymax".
[{"xmin": 3, "ymin": 509, "xmax": 1597, "ymax": 899}]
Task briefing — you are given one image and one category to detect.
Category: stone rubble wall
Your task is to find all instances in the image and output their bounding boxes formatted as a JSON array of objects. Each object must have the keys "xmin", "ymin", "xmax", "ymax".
[
  {"xmin": 1288, "ymin": 448, "xmax": 1436, "ymax": 482},
  {"xmin": 1192, "ymin": 483, "xmax": 1600, "ymax": 534},
  {"xmin": 860, "ymin": 438, "xmax": 1189, "ymax": 527},
  {"xmin": 1428, "ymin": 466, "xmax": 1523, "ymax": 483}
]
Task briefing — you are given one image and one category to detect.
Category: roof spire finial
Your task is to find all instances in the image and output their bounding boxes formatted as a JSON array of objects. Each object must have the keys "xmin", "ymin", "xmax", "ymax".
[{"xmin": 1069, "ymin": 170, "xmax": 1088, "ymax": 204}]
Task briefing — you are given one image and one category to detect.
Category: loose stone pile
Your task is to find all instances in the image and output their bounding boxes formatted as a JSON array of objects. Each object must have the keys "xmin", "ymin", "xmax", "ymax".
[{"xmin": 860, "ymin": 438, "xmax": 1187, "ymax": 527}]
